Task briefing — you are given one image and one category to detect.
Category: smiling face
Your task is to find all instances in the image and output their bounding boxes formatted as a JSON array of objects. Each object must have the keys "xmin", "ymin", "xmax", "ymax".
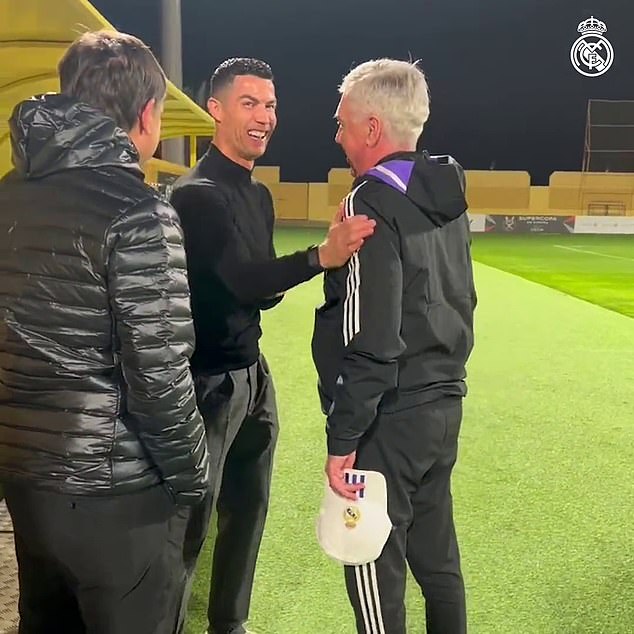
[{"xmin": 208, "ymin": 74, "xmax": 277, "ymax": 169}]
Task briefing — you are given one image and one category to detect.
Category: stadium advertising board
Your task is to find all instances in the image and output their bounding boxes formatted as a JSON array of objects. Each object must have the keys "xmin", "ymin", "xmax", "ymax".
[
  {"xmin": 467, "ymin": 214, "xmax": 634, "ymax": 234},
  {"xmin": 574, "ymin": 216, "xmax": 634, "ymax": 234}
]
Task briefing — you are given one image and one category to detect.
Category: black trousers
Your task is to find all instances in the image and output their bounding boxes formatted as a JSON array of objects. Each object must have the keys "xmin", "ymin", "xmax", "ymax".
[
  {"xmin": 3, "ymin": 483, "xmax": 177, "ymax": 634},
  {"xmin": 345, "ymin": 398, "xmax": 467, "ymax": 634},
  {"xmin": 174, "ymin": 355, "xmax": 279, "ymax": 634}
]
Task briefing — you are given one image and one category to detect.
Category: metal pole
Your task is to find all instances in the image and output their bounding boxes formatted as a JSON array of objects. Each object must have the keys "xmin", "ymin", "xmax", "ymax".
[
  {"xmin": 189, "ymin": 136, "xmax": 197, "ymax": 167},
  {"xmin": 161, "ymin": 0, "xmax": 185, "ymax": 165}
]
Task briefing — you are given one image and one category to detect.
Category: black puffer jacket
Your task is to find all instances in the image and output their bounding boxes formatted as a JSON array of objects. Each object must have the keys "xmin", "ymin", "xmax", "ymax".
[{"xmin": 0, "ymin": 94, "xmax": 209, "ymax": 504}]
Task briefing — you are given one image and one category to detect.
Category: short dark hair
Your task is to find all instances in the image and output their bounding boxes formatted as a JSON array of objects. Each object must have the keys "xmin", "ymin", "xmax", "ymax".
[
  {"xmin": 58, "ymin": 30, "xmax": 167, "ymax": 131},
  {"xmin": 209, "ymin": 58, "xmax": 274, "ymax": 98}
]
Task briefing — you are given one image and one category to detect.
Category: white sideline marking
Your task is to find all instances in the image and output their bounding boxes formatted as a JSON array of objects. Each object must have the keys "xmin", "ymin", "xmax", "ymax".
[{"xmin": 553, "ymin": 244, "xmax": 634, "ymax": 262}]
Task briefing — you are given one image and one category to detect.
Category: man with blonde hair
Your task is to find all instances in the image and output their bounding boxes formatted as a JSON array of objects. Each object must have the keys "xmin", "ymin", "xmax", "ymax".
[{"xmin": 313, "ymin": 59, "xmax": 475, "ymax": 633}]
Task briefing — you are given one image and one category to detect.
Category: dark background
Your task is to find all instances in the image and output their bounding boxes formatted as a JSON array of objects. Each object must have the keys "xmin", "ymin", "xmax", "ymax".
[{"xmin": 92, "ymin": 0, "xmax": 632, "ymax": 184}]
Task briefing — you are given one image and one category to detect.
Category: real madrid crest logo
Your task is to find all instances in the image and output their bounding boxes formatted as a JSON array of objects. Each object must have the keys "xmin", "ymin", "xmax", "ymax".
[
  {"xmin": 343, "ymin": 506, "xmax": 361, "ymax": 529},
  {"xmin": 570, "ymin": 16, "xmax": 614, "ymax": 77}
]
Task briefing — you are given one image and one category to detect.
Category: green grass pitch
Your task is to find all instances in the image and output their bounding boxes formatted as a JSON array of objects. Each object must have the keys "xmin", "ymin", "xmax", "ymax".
[{"xmin": 185, "ymin": 229, "xmax": 634, "ymax": 634}]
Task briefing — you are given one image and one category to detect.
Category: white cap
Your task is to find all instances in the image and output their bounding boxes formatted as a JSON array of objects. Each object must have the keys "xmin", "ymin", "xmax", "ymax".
[{"xmin": 316, "ymin": 469, "xmax": 392, "ymax": 566}]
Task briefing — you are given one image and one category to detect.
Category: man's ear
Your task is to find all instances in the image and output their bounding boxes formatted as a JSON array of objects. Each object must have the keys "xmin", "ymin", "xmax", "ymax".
[
  {"xmin": 139, "ymin": 98, "xmax": 157, "ymax": 134},
  {"xmin": 207, "ymin": 97, "xmax": 222, "ymax": 123},
  {"xmin": 367, "ymin": 115, "xmax": 382, "ymax": 147}
]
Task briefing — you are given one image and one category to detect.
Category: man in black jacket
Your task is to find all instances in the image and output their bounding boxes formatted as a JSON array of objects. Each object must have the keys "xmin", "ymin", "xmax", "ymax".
[
  {"xmin": 312, "ymin": 59, "xmax": 476, "ymax": 634},
  {"xmin": 0, "ymin": 31, "xmax": 209, "ymax": 634},
  {"xmin": 170, "ymin": 58, "xmax": 374, "ymax": 634}
]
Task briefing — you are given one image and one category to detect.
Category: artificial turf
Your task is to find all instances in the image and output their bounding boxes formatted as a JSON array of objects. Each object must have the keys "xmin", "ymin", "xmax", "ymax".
[
  {"xmin": 185, "ymin": 228, "xmax": 634, "ymax": 634},
  {"xmin": 470, "ymin": 234, "xmax": 634, "ymax": 318}
]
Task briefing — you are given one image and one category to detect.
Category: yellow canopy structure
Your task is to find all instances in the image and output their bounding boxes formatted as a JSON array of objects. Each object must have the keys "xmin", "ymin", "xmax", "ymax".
[{"xmin": 0, "ymin": 0, "xmax": 214, "ymax": 177}]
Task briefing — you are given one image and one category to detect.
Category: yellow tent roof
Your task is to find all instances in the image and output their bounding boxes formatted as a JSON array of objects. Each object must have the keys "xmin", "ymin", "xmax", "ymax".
[{"xmin": 0, "ymin": 0, "xmax": 214, "ymax": 176}]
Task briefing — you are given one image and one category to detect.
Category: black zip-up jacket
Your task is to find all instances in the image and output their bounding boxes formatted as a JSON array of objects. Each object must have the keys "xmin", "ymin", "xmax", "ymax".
[
  {"xmin": 312, "ymin": 152, "xmax": 476, "ymax": 455},
  {"xmin": 170, "ymin": 145, "xmax": 323, "ymax": 374},
  {"xmin": 0, "ymin": 94, "xmax": 209, "ymax": 504}
]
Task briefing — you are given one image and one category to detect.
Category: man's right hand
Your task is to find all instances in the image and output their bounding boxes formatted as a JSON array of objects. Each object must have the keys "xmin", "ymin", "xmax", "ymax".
[{"xmin": 318, "ymin": 204, "xmax": 376, "ymax": 269}]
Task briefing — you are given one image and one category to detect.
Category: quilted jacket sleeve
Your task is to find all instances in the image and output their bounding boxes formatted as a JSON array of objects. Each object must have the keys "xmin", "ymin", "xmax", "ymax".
[{"xmin": 106, "ymin": 198, "xmax": 209, "ymax": 505}]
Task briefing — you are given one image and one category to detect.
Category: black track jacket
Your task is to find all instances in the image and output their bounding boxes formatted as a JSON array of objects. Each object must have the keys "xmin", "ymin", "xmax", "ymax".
[{"xmin": 312, "ymin": 151, "xmax": 476, "ymax": 456}]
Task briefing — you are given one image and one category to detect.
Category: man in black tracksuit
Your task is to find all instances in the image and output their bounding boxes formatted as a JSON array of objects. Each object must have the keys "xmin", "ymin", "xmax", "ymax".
[
  {"xmin": 169, "ymin": 58, "xmax": 374, "ymax": 634},
  {"xmin": 313, "ymin": 59, "xmax": 476, "ymax": 633}
]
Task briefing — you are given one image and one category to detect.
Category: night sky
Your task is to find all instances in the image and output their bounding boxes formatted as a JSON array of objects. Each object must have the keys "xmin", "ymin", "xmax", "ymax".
[{"xmin": 91, "ymin": 0, "xmax": 632, "ymax": 185}]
